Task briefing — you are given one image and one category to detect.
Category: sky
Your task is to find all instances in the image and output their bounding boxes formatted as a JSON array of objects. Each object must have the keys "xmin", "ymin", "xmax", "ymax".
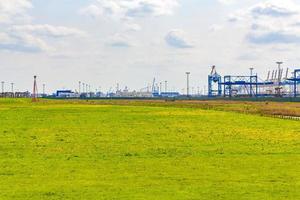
[{"xmin": 1, "ymin": 0, "xmax": 300, "ymax": 94}]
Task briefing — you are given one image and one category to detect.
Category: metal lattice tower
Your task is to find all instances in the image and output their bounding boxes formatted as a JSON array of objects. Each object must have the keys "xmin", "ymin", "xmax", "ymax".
[{"xmin": 32, "ymin": 76, "xmax": 38, "ymax": 102}]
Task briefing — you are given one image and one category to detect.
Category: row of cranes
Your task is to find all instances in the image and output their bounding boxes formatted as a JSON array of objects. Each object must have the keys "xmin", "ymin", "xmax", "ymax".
[
  {"xmin": 208, "ymin": 63, "xmax": 300, "ymax": 98},
  {"xmin": 266, "ymin": 68, "xmax": 289, "ymax": 82}
]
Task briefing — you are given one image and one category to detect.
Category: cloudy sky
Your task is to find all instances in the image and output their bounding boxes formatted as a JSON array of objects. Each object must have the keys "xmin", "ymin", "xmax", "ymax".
[{"xmin": 1, "ymin": 0, "xmax": 300, "ymax": 94}]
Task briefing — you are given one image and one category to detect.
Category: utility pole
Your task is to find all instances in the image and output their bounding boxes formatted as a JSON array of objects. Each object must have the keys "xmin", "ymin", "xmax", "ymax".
[
  {"xmin": 250, "ymin": 67, "xmax": 254, "ymax": 76},
  {"xmin": 11, "ymin": 83, "xmax": 14, "ymax": 93},
  {"xmin": 249, "ymin": 68, "xmax": 254, "ymax": 97},
  {"xmin": 186, "ymin": 72, "xmax": 190, "ymax": 96},
  {"xmin": 43, "ymin": 84, "xmax": 45, "ymax": 96},
  {"xmin": 276, "ymin": 62, "xmax": 283, "ymax": 96},
  {"xmin": 165, "ymin": 81, "xmax": 168, "ymax": 93},
  {"xmin": 1, "ymin": 81, "xmax": 4, "ymax": 94},
  {"xmin": 79, "ymin": 81, "xmax": 81, "ymax": 94},
  {"xmin": 159, "ymin": 82, "xmax": 162, "ymax": 94}
]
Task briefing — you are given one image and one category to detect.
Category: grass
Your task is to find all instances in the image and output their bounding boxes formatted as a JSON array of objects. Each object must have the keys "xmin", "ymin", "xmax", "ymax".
[
  {"xmin": 0, "ymin": 98, "xmax": 299, "ymax": 199},
  {"xmin": 76, "ymin": 99, "xmax": 300, "ymax": 117}
]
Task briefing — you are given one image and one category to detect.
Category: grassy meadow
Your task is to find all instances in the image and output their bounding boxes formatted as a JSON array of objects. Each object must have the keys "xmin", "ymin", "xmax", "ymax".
[{"xmin": 0, "ymin": 99, "xmax": 299, "ymax": 199}]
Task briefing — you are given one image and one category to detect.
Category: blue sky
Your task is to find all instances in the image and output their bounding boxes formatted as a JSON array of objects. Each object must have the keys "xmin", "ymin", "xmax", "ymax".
[{"xmin": 1, "ymin": 0, "xmax": 300, "ymax": 93}]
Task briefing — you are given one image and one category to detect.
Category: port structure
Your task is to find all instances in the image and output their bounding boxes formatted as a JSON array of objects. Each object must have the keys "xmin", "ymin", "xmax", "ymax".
[
  {"xmin": 208, "ymin": 65, "xmax": 300, "ymax": 98},
  {"xmin": 208, "ymin": 66, "xmax": 222, "ymax": 97},
  {"xmin": 288, "ymin": 69, "xmax": 300, "ymax": 97},
  {"xmin": 223, "ymin": 75, "xmax": 258, "ymax": 97}
]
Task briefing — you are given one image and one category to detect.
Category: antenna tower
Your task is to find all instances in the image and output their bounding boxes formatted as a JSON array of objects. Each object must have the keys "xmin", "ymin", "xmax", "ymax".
[{"xmin": 32, "ymin": 76, "xmax": 38, "ymax": 102}]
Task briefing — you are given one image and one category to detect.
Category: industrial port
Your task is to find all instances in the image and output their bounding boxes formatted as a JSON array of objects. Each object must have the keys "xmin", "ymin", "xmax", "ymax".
[
  {"xmin": 1, "ymin": 62, "xmax": 300, "ymax": 100},
  {"xmin": 208, "ymin": 63, "xmax": 300, "ymax": 98}
]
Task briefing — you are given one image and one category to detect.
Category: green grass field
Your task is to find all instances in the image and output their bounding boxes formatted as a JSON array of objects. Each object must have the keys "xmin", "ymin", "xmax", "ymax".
[{"xmin": 0, "ymin": 99, "xmax": 299, "ymax": 199}]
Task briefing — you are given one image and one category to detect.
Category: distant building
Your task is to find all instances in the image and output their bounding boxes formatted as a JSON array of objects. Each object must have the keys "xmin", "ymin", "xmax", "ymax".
[
  {"xmin": 0, "ymin": 92, "xmax": 30, "ymax": 98},
  {"xmin": 135, "ymin": 92, "xmax": 153, "ymax": 98},
  {"xmin": 0, "ymin": 92, "xmax": 14, "ymax": 98},
  {"xmin": 15, "ymin": 92, "xmax": 30, "ymax": 98},
  {"xmin": 114, "ymin": 90, "xmax": 153, "ymax": 98},
  {"xmin": 95, "ymin": 92, "xmax": 106, "ymax": 98},
  {"xmin": 56, "ymin": 90, "xmax": 79, "ymax": 98},
  {"xmin": 80, "ymin": 92, "xmax": 96, "ymax": 98},
  {"xmin": 152, "ymin": 92, "xmax": 160, "ymax": 97},
  {"xmin": 160, "ymin": 92, "xmax": 180, "ymax": 98}
]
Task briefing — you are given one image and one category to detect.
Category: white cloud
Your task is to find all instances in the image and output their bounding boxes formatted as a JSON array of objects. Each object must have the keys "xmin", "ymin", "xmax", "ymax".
[
  {"xmin": 165, "ymin": 30, "xmax": 194, "ymax": 48},
  {"xmin": 10, "ymin": 24, "xmax": 87, "ymax": 38},
  {"xmin": 218, "ymin": 0, "xmax": 237, "ymax": 5},
  {"xmin": 0, "ymin": 32, "xmax": 52, "ymax": 53},
  {"xmin": 80, "ymin": 0, "xmax": 179, "ymax": 31},
  {"xmin": 81, "ymin": 0, "xmax": 179, "ymax": 18},
  {"xmin": 210, "ymin": 24, "xmax": 224, "ymax": 32},
  {"xmin": 0, "ymin": 32, "xmax": 13, "ymax": 43},
  {"xmin": 0, "ymin": 1, "xmax": 86, "ymax": 53},
  {"xmin": 250, "ymin": 0, "xmax": 298, "ymax": 17},
  {"xmin": 228, "ymin": 0, "xmax": 300, "ymax": 45},
  {"xmin": 0, "ymin": 0, "xmax": 32, "ymax": 24},
  {"xmin": 123, "ymin": 20, "xmax": 142, "ymax": 32},
  {"xmin": 107, "ymin": 33, "xmax": 134, "ymax": 48}
]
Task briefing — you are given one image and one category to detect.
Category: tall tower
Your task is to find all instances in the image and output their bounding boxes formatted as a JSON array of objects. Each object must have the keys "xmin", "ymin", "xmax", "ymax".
[
  {"xmin": 165, "ymin": 81, "xmax": 168, "ymax": 93},
  {"xmin": 1, "ymin": 81, "xmax": 4, "ymax": 94},
  {"xmin": 11, "ymin": 83, "xmax": 14, "ymax": 93},
  {"xmin": 79, "ymin": 81, "xmax": 81, "ymax": 94},
  {"xmin": 11, "ymin": 83, "xmax": 14, "ymax": 98},
  {"xmin": 186, "ymin": 72, "xmax": 190, "ymax": 96},
  {"xmin": 276, "ymin": 62, "xmax": 283, "ymax": 96},
  {"xmin": 43, "ymin": 84, "xmax": 45, "ymax": 96},
  {"xmin": 249, "ymin": 67, "xmax": 254, "ymax": 76},
  {"xmin": 32, "ymin": 76, "xmax": 38, "ymax": 102},
  {"xmin": 159, "ymin": 82, "xmax": 162, "ymax": 94}
]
